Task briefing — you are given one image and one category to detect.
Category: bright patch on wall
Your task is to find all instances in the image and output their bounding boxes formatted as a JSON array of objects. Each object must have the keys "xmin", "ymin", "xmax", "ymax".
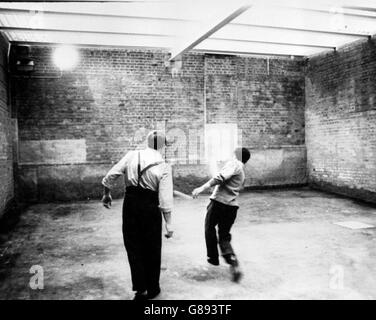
[
  {"xmin": 19, "ymin": 139, "xmax": 87, "ymax": 165},
  {"xmin": 205, "ymin": 123, "xmax": 238, "ymax": 176},
  {"xmin": 53, "ymin": 45, "xmax": 80, "ymax": 71}
]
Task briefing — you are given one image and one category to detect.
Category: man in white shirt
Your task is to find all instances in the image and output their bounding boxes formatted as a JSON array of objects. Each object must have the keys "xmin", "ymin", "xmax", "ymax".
[
  {"xmin": 192, "ymin": 147, "xmax": 251, "ymax": 282},
  {"xmin": 102, "ymin": 130, "xmax": 173, "ymax": 300}
]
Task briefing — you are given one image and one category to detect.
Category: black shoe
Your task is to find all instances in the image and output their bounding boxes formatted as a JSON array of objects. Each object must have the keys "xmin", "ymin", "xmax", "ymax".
[
  {"xmin": 207, "ymin": 257, "xmax": 220, "ymax": 266},
  {"xmin": 133, "ymin": 291, "xmax": 148, "ymax": 300},
  {"xmin": 230, "ymin": 265, "xmax": 243, "ymax": 283},
  {"xmin": 223, "ymin": 254, "xmax": 239, "ymax": 267},
  {"xmin": 147, "ymin": 288, "xmax": 161, "ymax": 299}
]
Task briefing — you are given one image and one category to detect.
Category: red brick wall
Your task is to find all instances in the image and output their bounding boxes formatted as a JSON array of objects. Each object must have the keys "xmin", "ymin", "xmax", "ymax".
[
  {"xmin": 306, "ymin": 36, "xmax": 376, "ymax": 203},
  {"xmin": 12, "ymin": 45, "xmax": 306, "ymax": 201},
  {"xmin": 0, "ymin": 33, "xmax": 14, "ymax": 218}
]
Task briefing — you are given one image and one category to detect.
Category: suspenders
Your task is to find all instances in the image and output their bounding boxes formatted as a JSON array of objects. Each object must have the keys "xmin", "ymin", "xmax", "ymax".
[{"xmin": 137, "ymin": 151, "xmax": 163, "ymax": 187}]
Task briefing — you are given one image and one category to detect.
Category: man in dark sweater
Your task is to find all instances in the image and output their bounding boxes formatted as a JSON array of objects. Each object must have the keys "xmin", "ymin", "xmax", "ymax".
[{"xmin": 192, "ymin": 147, "xmax": 251, "ymax": 282}]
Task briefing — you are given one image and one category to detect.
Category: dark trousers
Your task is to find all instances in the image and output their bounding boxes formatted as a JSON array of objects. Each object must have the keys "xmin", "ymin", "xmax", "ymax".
[
  {"xmin": 205, "ymin": 200, "xmax": 238, "ymax": 265},
  {"xmin": 122, "ymin": 187, "xmax": 162, "ymax": 293}
]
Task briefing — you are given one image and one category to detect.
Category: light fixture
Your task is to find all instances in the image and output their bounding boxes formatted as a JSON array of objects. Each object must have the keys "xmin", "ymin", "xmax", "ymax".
[{"xmin": 53, "ymin": 45, "xmax": 80, "ymax": 71}]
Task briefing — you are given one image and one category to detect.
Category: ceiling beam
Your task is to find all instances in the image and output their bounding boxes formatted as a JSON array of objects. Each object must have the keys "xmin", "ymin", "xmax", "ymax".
[
  {"xmin": 230, "ymin": 22, "xmax": 370, "ymax": 38},
  {"xmin": 287, "ymin": 6, "xmax": 376, "ymax": 18},
  {"xmin": 262, "ymin": 1, "xmax": 376, "ymax": 18},
  {"xmin": 193, "ymin": 48, "xmax": 305, "ymax": 58},
  {"xmin": 9, "ymin": 40, "xmax": 169, "ymax": 51},
  {"xmin": 0, "ymin": 26, "xmax": 173, "ymax": 38},
  {"xmin": 258, "ymin": 0, "xmax": 376, "ymax": 13},
  {"xmin": 210, "ymin": 37, "xmax": 335, "ymax": 50},
  {"xmin": 9, "ymin": 40, "xmax": 306, "ymax": 58},
  {"xmin": 343, "ymin": 6, "xmax": 376, "ymax": 12},
  {"xmin": 197, "ymin": 38, "xmax": 325, "ymax": 57},
  {"xmin": 169, "ymin": 4, "xmax": 251, "ymax": 61},
  {"xmin": 0, "ymin": 7, "xmax": 196, "ymax": 23}
]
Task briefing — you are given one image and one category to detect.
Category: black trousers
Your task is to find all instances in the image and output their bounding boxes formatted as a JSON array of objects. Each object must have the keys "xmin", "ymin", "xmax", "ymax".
[
  {"xmin": 205, "ymin": 200, "xmax": 238, "ymax": 264},
  {"xmin": 122, "ymin": 187, "xmax": 162, "ymax": 293}
]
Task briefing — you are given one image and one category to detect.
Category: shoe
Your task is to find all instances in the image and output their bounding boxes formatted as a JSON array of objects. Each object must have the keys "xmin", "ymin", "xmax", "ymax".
[
  {"xmin": 133, "ymin": 291, "xmax": 148, "ymax": 300},
  {"xmin": 147, "ymin": 288, "xmax": 161, "ymax": 299},
  {"xmin": 207, "ymin": 257, "xmax": 220, "ymax": 266},
  {"xmin": 223, "ymin": 254, "xmax": 238, "ymax": 266},
  {"xmin": 230, "ymin": 265, "xmax": 243, "ymax": 283}
]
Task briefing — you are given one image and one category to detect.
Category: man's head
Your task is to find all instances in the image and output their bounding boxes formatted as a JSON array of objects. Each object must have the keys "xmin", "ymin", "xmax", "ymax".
[
  {"xmin": 147, "ymin": 130, "xmax": 167, "ymax": 150},
  {"xmin": 234, "ymin": 147, "xmax": 251, "ymax": 164}
]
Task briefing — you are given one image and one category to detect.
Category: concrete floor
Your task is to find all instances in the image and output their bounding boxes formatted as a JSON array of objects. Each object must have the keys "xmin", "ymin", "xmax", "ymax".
[{"xmin": 0, "ymin": 188, "xmax": 376, "ymax": 300}]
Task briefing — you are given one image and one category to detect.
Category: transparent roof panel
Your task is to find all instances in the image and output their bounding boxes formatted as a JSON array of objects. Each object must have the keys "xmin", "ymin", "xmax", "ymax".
[
  {"xmin": 233, "ymin": 4, "xmax": 376, "ymax": 35},
  {"xmin": 0, "ymin": 0, "xmax": 375, "ymax": 57}
]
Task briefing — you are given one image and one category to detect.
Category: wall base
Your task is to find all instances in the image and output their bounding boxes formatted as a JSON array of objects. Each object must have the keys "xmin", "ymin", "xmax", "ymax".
[
  {"xmin": 0, "ymin": 198, "xmax": 25, "ymax": 243},
  {"xmin": 309, "ymin": 179, "xmax": 376, "ymax": 206},
  {"xmin": 18, "ymin": 151, "xmax": 307, "ymax": 202}
]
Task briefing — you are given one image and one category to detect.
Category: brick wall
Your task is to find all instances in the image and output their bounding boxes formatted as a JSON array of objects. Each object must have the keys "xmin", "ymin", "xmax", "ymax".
[
  {"xmin": 12, "ymin": 45, "xmax": 306, "ymax": 201},
  {"xmin": 0, "ymin": 33, "xmax": 14, "ymax": 218},
  {"xmin": 306, "ymin": 36, "xmax": 376, "ymax": 203},
  {"xmin": 205, "ymin": 54, "xmax": 306, "ymax": 187},
  {"xmin": 13, "ymin": 47, "xmax": 206, "ymax": 201}
]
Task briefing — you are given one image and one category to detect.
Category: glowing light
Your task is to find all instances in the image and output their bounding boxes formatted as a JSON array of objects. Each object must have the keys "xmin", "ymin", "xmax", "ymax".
[{"xmin": 53, "ymin": 45, "xmax": 79, "ymax": 70}]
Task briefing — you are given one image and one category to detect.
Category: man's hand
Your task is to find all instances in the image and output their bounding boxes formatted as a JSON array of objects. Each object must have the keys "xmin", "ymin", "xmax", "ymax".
[
  {"xmin": 162, "ymin": 211, "xmax": 173, "ymax": 238},
  {"xmin": 164, "ymin": 223, "xmax": 174, "ymax": 239},
  {"xmin": 192, "ymin": 187, "xmax": 204, "ymax": 199},
  {"xmin": 192, "ymin": 180, "xmax": 216, "ymax": 198},
  {"xmin": 102, "ymin": 194, "xmax": 112, "ymax": 209}
]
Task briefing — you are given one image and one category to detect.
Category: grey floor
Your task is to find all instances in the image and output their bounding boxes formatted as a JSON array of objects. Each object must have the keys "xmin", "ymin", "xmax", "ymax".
[{"xmin": 1, "ymin": 188, "xmax": 376, "ymax": 300}]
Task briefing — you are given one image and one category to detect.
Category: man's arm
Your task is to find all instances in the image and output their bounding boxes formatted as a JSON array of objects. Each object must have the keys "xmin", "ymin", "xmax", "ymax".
[
  {"xmin": 101, "ymin": 152, "xmax": 132, "ymax": 209},
  {"xmin": 192, "ymin": 161, "xmax": 238, "ymax": 198},
  {"xmin": 192, "ymin": 178, "xmax": 218, "ymax": 198},
  {"xmin": 159, "ymin": 164, "xmax": 174, "ymax": 238}
]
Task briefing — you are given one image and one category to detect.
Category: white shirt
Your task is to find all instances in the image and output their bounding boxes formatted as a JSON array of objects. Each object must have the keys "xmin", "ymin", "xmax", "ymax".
[
  {"xmin": 102, "ymin": 148, "xmax": 173, "ymax": 212},
  {"xmin": 209, "ymin": 159, "xmax": 245, "ymax": 207}
]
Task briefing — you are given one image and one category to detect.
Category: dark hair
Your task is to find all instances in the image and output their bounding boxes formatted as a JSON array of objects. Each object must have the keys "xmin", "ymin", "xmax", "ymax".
[{"xmin": 234, "ymin": 147, "xmax": 251, "ymax": 164}]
